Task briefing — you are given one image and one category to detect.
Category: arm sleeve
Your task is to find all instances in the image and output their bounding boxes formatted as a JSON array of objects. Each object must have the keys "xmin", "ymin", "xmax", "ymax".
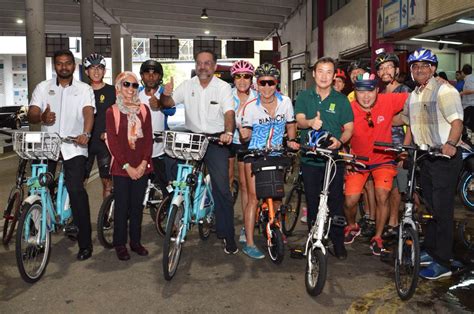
[
  {"xmin": 241, "ymin": 105, "xmax": 253, "ymax": 129},
  {"xmin": 285, "ymin": 98, "xmax": 295, "ymax": 123},
  {"xmin": 105, "ymin": 107, "xmax": 126, "ymax": 167},
  {"xmin": 221, "ymin": 83, "xmax": 234, "ymax": 114},
  {"xmin": 400, "ymin": 98, "xmax": 410, "ymax": 125},
  {"xmin": 141, "ymin": 106, "xmax": 153, "ymax": 162},
  {"xmin": 294, "ymin": 91, "xmax": 306, "ymax": 115},
  {"xmin": 29, "ymin": 83, "xmax": 45, "ymax": 111},
  {"xmin": 172, "ymin": 81, "xmax": 185, "ymax": 105},
  {"xmin": 391, "ymin": 93, "xmax": 409, "ymax": 115},
  {"xmin": 438, "ymin": 85, "xmax": 464, "ymax": 123},
  {"xmin": 339, "ymin": 96, "xmax": 354, "ymax": 125},
  {"xmin": 83, "ymin": 86, "xmax": 96, "ymax": 113}
]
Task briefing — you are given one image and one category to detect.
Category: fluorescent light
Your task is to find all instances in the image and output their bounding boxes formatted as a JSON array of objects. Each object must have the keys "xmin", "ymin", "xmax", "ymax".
[
  {"xmin": 16, "ymin": 19, "xmax": 23, "ymax": 24},
  {"xmin": 457, "ymin": 18, "xmax": 474, "ymax": 25},
  {"xmin": 410, "ymin": 37, "xmax": 463, "ymax": 45},
  {"xmin": 204, "ymin": 30, "xmax": 210, "ymax": 35}
]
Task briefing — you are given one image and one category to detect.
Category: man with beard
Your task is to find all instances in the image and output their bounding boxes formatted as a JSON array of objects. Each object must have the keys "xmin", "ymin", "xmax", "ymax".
[
  {"xmin": 161, "ymin": 49, "xmax": 237, "ymax": 254},
  {"xmin": 27, "ymin": 49, "xmax": 95, "ymax": 260}
]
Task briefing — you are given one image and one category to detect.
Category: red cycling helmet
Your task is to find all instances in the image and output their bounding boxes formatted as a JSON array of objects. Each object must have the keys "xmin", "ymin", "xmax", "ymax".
[{"xmin": 335, "ymin": 68, "xmax": 346, "ymax": 80}]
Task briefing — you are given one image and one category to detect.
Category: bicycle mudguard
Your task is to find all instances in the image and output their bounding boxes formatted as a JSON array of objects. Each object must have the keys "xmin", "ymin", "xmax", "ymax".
[
  {"xmin": 171, "ymin": 194, "xmax": 184, "ymax": 207},
  {"xmin": 22, "ymin": 194, "xmax": 41, "ymax": 206}
]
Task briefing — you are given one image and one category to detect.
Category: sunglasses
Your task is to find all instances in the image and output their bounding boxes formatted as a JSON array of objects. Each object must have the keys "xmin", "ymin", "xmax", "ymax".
[
  {"xmin": 234, "ymin": 74, "xmax": 252, "ymax": 80},
  {"xmin": 258, "ymin": 80, "xmax": 277, "ymax": 87},
  {"xmin": 122, "ymin": 81, "xmax": 140, "ymax": 89},
  {"xmin": 365, "ymin": 111, "xmax": 374, "ymax": 128}
]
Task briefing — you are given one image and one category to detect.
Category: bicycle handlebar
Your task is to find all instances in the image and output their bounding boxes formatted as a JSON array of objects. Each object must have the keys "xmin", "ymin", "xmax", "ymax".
[
  {"xmin": 374, "ymin": 141, "xmax": 450, "ymax": 159},
  {"xmin": 301, "ymin": 145, "xmax": 369, "ymax": 162}
]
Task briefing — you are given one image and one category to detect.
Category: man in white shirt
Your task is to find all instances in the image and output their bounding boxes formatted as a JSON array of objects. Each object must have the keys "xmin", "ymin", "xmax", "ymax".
[
  {"xmin": 27, "ymin": 49, "xmax": 95, "ymax": 261},
  {"xmin": 461, "ymin": 64, "xmax": 474, "ymax": 131},
  {"xmin": 161, "ymin": 50, "xmax": 237, "ymax": 254}
]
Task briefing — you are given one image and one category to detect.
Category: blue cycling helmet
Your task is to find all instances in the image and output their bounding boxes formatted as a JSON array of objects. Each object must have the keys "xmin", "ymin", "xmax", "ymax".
[
  {"xmin": 407, "ymin": 48, "xmax": 438, "ymax": 66},
  {"xmin": 354, "ymin": 73, "xmax": 378, "ymax": 91},
  {"xmin": 308, "ymin": 129, "xmax": 332, "ymax": 148}
]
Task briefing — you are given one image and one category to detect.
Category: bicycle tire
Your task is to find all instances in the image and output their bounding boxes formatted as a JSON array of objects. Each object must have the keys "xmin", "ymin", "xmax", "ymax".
[
  {"xmin": 2, "ymin": 187, "xmax": 23, "ymax": 245},
  {"xmin": 16, "ymin": 201, "xmax": 51, "ymax": 283},
  {"xmin": 231, "ymin": 179, "xmax": 239, "ymax": 205},
  {"xmin": 97, "ymin": 194, "xmax": 115, "ymax": 249},
  {"xmin": 154, "ymin": 194, "xmax": 171, "ymax": 237},
  {"xmin": 198, "ymin": 209, "xmax": 215, "ymax": 241},
  {"xmin": 146, "ymin": 187, "xmax": 163, "ymax": 223},
  {"xmin": 459, "ymin": 172, "xmax": 474, "ymax": 212},
  {"xmin": 163, "ymin": 203, "xmax": 184, "ymax": 281},
  {"xmin": 267, "ymin": 225, "xmax": 285, "ymax": 264},
  {"xmin": 305, "ymin": 247, "xmax": 327, "ymax": 296},
  {"xmin": 394, "ymin": 225, "xmax": 420, "ymax": 301},
  {"xmin": 282, "ymin": 185, "xmax": 301, "ymax": 236}
]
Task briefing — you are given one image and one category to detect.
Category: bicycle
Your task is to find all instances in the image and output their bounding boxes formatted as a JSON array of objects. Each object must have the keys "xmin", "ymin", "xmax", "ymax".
[
  {"xmin": 282, "ymin": 161, "xmax": 304, "ymax": 236},
  {"xmin": 241, "ymin": 147, "xmax": 291, "ymax": 264},
  {"xmin": 162, "ymin": 130, "xmax": 218, "ymax": 280},
  {"xmin": 2, "ymin": 156, "xmax": 28, "ymax": 245},
  {"xmin": 374, "ymin": 141, "xmax": 449, "ymax": 300},
  {"xmin": 303, "ymin": 146, "xmax": 367, "ymax": 296},
  {"xmin": 13, "ymin": 132, "xmax": 75, "ymax": 283}
]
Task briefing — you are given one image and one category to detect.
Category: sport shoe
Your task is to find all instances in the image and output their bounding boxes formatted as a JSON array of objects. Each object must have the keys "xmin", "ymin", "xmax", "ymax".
[
  {"xmin": 419, "ymin": 262, "xmax": 452, "ymax": 280},
  {"xmin": 300, "ymin": 207, "xmax": 307, "ymax": 224},
  {"xmin": 370, "ymin": 236, "xmax": 384, "ymax": 256},
  {"xmin": 381, "ymin": 225, "xmax": 399, "ymax": 240},
  {"xmin": 361, "ymin": 219, "xmax": 376, "ymax": 238},
  {"xmin": 420, "ymin": 251, "xmax": 434, "ymax": 266},
  {"xmin": 239, "ymin": 227, "xmax": 246, "ymax": 244},
  {"xmin": 223, "ymin": 238, "xmax": 239, "ymax": 255},
  {"xmin": 344, "ymin": 224, "xmax": 361, "ymax": 244},
  {"xmin": 242, "ymin": 245, "xmax": 265, "ymax": 259}
]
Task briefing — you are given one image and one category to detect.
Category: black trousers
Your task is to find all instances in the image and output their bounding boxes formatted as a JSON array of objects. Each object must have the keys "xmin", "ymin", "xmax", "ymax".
[
  {"xmin": 420, "ymin": 149, "xmax": 462, "ymax": 267},
  {"xmin": 152, "ymin": 155, "xmax": 169, "ymax": 197},
  {"xmin": 49, "ymin": 156, "xmax": 92, "ymax": 249},
  {"xmin": 112, "ymin": 175, "xmax": 148, "ymax": 246},
  {"xmin": 301, "ymin": 163, "xmax": 345, "ymax": 248}
]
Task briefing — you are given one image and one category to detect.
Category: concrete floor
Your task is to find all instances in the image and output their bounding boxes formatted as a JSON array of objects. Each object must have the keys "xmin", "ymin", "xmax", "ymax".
[{"xmin": 0, "ymin": 151, "xmax": 473, "ymax": 313}]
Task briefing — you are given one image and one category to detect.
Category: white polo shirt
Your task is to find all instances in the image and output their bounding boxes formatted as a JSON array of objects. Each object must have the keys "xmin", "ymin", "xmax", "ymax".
[
  {"xmin": 172, "ymin": 76, "xmax": 234, "ymax": 134},
  {"xmin": 29, "ymin": 78, "xmax": 96, "ymax": 160},
  {"xmin": 139, "ymin": 86, "xmax": 165, "ymax": 157}
]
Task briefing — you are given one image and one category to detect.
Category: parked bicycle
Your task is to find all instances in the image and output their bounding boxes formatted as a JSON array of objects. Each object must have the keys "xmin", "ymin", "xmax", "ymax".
[
  {"xmin": 282, "ymin": 160, "xmax": 304, "ymax": 236},
  {"xmin": 162, "ymin": 131, "xmax": 219, "ymax": 280},
  {"xmin": 374, "ymin": 141, "xmax": 450, "ymax": 300},
  {"xmin": 303, "ymin": 146, "xmax": 367, "ymax": 296},
  {"xmin": 13, "ymin": 132, "xmax": 75, "ymax": 283}
]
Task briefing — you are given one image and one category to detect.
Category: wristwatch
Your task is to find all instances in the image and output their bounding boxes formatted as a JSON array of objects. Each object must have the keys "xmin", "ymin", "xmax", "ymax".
[
  {"xmin": 83, "ymin": 132, "xmax": 91, "ymax": 138},
  {"xmin": 225, "ymin": 131, "xmax": 234, "ymax": 136}
]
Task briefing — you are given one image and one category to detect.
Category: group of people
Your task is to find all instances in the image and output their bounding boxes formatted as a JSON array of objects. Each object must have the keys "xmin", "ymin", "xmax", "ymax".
[{"xmin": 26, "ymin": 46, "xmax": 465, "ymax": 281}]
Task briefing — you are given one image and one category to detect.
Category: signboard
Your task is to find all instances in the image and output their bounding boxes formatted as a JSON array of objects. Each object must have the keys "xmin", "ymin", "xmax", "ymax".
[
  {"xmin": 193, "ymin": 39, "xmax": 222, "ymax": 59},
  {"xmin": 376, "ymin": 7, "xmax": 384, "ymax": 39},
  {"xmin": 150, "ymin": 38, "xmax": 179, "ymax": 59},
  {"xmin": 408, "ymin": 0, "xmax": 426, "ymax": 27},
  {"xmin": 380, "ymin": 0, "xmax": 426, "ymax": 37},
  {"xmin": 383, "ymin": 1, "xmax": 401, "ymax": 35}
]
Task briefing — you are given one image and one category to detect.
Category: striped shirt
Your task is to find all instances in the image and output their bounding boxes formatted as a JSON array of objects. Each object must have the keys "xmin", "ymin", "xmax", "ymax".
[{"xmin": 401, "ymin": 77, "xmax": 463, "ymax": 147}]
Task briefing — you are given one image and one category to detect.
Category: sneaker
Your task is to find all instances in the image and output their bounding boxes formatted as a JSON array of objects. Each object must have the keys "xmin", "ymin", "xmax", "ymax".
[
  {"xmin": 420, "ymin": 251, "xmax": 434, "ymax": 266},
  {"xmin": 419, "ymin": 262, "xmax": 452, "ymax": 280},
  {"xmin": 300, "ymin": 207, "xmax": 307, "ymax": 224},
  {"xmin": 370, "ymin": 236, "xmax": 384, "ymax": 256},
  {"xmin": 381, "ymin": 225, "xmax": 399, "ymax": 240},
  {"xmin": 242, "ymin": 245, "xmax": 265, "ymax": 259},
  {"xmin": 239, "ymin": 227, "xmax": 246, "ymax": 244},
  {"xmin": 361, "ymin": 219, "xmax": 376, "ymax": 238},
  {"xmin": 344, "ymin": 224, "xmax": 361, "ymax": 244},
  {"xmin": 223, "ymin": 238, "xmax": 239, "ymax": 255}
]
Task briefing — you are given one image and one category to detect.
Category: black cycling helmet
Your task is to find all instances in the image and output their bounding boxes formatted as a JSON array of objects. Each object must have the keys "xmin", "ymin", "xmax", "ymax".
[
  {"xmin": 255, "ymin": 63, "xmax": 280, "ymax": 80},
  {"xmin": 347, "ymin": 59, "xmax": 368, "ymax": 74},
  {"xmin": 140, "ymin": 59, "xmax": 163, "ymax": 76},
  {"xmin": 374, "ymin": 52, "xmax": 399, "ymax": 70},
  {"xmin": 83, "ymin": 53, "xmax": 106, "ymax": 69}
]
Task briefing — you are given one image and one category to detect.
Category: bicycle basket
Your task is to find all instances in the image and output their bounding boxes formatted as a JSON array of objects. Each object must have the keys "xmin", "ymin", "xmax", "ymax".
[
  {"xmin": 164, "ymin": 131, "xmax": 209, "ymax": 161},
  {"xmin": 252, "ymin": 157, "xmax": 290, "ymax": 199},
  {"xmin": 13, "ymin": 132, "xmax": 62, "ymax": 161}
]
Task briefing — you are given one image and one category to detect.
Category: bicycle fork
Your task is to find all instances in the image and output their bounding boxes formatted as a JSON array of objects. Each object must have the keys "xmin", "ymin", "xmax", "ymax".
[
  {"xmin": 305, "ymin": 193, "xmax": 331, "ymax": 256},
  {"xmin": 398, "ymin": 202, "xmax": 417, "ymax": 263}
]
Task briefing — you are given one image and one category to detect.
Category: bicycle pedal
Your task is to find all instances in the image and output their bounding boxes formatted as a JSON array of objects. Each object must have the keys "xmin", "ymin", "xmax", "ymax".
[
  {"xmin": 290, "ymin": 248, "xmax": 305, "ymax": 259},
  {"xmin": 331, "ymin": 215, "xmax": 346, "ymax": 227}
]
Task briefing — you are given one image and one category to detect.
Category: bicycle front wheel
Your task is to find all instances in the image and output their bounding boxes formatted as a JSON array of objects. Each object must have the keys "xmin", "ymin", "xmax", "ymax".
[
  {"xmin": 394, "ymin": 225, "xmax": 420, "ymax": 300},
  {"xmin": 154, "ymin": 194, "xmax": 171, "ymax": 237},
  {"xmin": 267, "ymin": 225, "xmax": 285, "ymax": 264},
  {"xmin": 305, "ymin": 247, "xmax": 327, "ymax": 296},
  {"xmin": 3, "ymin": 187, "xmax": 23, "ymax": 245},
  {"xmin": 282, "ymin": 186, "xmax": 301, "ymax": 236},
  {"xmin": 163, "ymin": 203, "xmax": 184, "ymax": 281},
  {"xmin": 97, "ymin": 194, "xmax": 114, "ymax": 249},
  {"xmin": 16, "ymin": 201, "xmax": 51, "ymax": 283}
]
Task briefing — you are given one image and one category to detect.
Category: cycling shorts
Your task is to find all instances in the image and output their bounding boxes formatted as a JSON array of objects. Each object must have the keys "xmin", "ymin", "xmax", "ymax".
[
  {"xmin": 344, "ymin": 165, "xmax": 397, "ymax": 196},
  {"xmin": 85, "ymin": 142, "xmax": 111, "ymax": 179},
  {"xmin": 229, "ymin": 143, "xmax": 249, "ymax": 162}
]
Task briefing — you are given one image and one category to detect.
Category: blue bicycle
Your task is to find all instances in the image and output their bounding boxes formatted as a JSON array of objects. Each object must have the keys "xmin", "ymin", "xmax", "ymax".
[
  {"xmin": 13, "ymin": 132, "xmax": 75, "ymax": 283},
  {"xmin": 162, "ymin": 131, "xmax": 218, "ymax": 281}
]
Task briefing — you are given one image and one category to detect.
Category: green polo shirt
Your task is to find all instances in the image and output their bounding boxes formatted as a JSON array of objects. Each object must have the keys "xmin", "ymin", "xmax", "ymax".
[{"xmin": 295, "ymin": 86, "xmax": 353, "ymax": 167}]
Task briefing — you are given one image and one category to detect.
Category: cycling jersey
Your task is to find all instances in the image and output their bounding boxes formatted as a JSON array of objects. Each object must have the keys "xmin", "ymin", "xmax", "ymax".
[{"xmin": 232, "ymin": 88, "xmax": 257, "ymax": 144}]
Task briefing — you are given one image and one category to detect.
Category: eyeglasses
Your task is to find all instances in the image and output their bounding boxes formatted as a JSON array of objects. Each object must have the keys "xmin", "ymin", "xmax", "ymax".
[
  {"xmin": 234, "ymin": 74, "xmax": 252, "ymax": 80},
  {"xmin": 365, "ymin": 111, "xmax": 374, "ymax": 128},
  {"xmin": 410, "ymin": 63, "xmax": 431, "ymax": 71},
  {"xmin": 196, "ymin": 61, "xmax": 214, "ymax": 67},
  {"xmin": 122, "ymin": 81, "xmax": 139, "ymax": 89},
  {"xmin": 258, "ymin": 80, "xmax": 277, "ymax": 87},
  {"xmin": 378, "ymin": 64, "xmax": 395, "ymax": 72}
]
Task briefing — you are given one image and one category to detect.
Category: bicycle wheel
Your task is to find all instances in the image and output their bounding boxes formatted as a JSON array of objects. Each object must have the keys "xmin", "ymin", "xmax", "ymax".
[
  {"xmin": 459, "ymin": 172, "xmax": 474, "ymax": 212},
  {"xmin": 282, "ymin": 185, "xmax": 301, "ymax": 236},
  {"xmin": 154, "ymin": 194, "xmax": 171, "ymax": 237},
  {"xmin": 146, "ymin": 186, "xmax": 163, "ymax": 223},
  {"xmin": 394, "ymin": 225, "xmax": 419, "ymax": 300},
  {"xmin": 267, "ymin": 225, "xmax": 285, "ymax": 264},
  {"xmin": 163, "ymin": 203, "xmax": 184, "ymax": 281},
  {"xmin": 16, "ymin": 201, "xmax": 51, "ymax": 283},
  {"xmin": 305, "ymin": 247, "xmax": 327, "ymax": 296},
  {"xmin": 97, "ymin": 194, "xmax": 114, "ymax": 249},
  {"xmin": 231, "ymin": 179, "xmax": 239, "ymax": 205},
  {"xmin": 198, "ymin": 209, "xmax": 215, "ymax": 241},
  {"xmin": 3, "ymin": 187, "xmax": 23, "ymax": 245}
]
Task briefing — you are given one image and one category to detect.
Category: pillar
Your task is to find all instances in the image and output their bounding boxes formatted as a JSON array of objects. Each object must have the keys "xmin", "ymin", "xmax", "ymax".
[{"xmin": 111, "ymin": 24, "xmax": 122, "ymax": 81}]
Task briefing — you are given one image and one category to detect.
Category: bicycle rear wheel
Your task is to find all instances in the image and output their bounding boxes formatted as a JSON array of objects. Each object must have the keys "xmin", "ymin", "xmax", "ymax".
[
  {"xmin": 97, "ymin": 194, "xmax": 114, "ymax": 249},
  {"xmin": 267, "ymin": 225, "xmax": 284, "ymax": 264},
  {"xmin": 154, "ymin": 194, "xmax": 171, "ymax": 237},
  {"xmin": 3, "ymin": 187, "xmax": 23, "ymax": 245},
  {"xmin": 16, "ymin": 201, "xmax": 51, "ymax": 283},
  {"xmin": 146, "ymin": 186, "xmax": 163, "ymax": 223},
  {"xmin": 305, "ymin": 247, "xmax": 327, "ymax": 296},
  {"xmin": 394, "ymin": 225, "xmax": 419, "ymax": 300},
  {"xmin": 163, "ymin": 203, "xmax": 184, "ymax": 281},
  {"xmin": 282, "ymin": 186, "xmax": 301, "ymax": 236}
]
